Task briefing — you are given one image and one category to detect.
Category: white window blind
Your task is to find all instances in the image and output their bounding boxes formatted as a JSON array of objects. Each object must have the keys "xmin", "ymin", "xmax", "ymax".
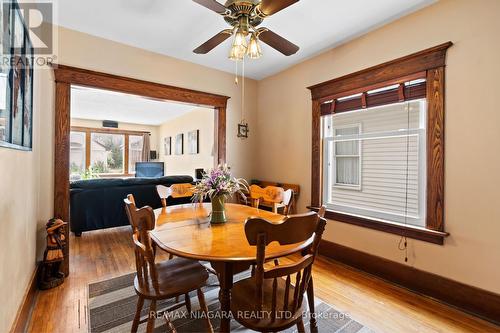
[{"xmin": 322, "ymin": 99, "xmax": 427, "ymax": 227}]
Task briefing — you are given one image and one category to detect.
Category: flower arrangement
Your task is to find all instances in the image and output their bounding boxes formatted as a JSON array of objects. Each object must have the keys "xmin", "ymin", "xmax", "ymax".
[
  {"xmin": 192, "ymin": 165, "xmax": 248, "ymax": 224},
  {"xmin": 192, "ymin": 164, "xmax": 248, "ymax": 202}
]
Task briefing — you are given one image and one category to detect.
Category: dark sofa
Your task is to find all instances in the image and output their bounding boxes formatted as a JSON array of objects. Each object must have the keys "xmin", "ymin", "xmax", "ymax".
[{"xmin": 69, "ymin": 175, "xmax": 194, "ymax": 235}]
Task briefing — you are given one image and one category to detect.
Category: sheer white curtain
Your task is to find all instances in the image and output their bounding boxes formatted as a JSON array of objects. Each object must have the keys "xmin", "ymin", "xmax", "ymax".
[
  {"xmin": 334, "ymin": 127, "xmax": 360, "ymax": 185},
  {"xmin": 141, "ymin": 133, "xmax": 150, "ymax": 162},
  {"xmin": 336, "ymin": 157, "xmax": 359, "ymax": 184}
]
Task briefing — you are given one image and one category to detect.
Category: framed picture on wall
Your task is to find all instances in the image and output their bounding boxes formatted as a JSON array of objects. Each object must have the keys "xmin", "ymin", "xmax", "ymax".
[
  {"xmin": 187, "ymin": 129, "xmax": 199, "ymax": 154},
  {"xmin": 164, "ymin": 136, "xmax": 171, "ymax": 155},
  {"xmin": 11, "ymin": 6, "xmax": 24, "ymax": 147},
  {"xmin": 175, "ymin": 133, "xmax": 183, "ymax": 155},
  {"xmin": 23, "ymin": 31, "xmax": 33, "ymax": 148},
  {"xmin": 0, "ymin": 1, "xmax": 12, "ymax": 144},
  {"xmin": 0, "ymin": 1, "xmax": 34, "ymax": 151}
]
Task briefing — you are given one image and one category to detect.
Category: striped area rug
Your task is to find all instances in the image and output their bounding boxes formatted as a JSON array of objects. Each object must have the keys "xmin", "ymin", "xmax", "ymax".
[{"xmin": 88, "ymin": 269, "xmax": 373, "ymax": 333}]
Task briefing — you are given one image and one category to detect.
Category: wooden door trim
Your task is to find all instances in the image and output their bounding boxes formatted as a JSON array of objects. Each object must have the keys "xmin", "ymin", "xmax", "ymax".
[
  {"xmin": 215, "ymin": 106, "xmax": 226, "ymax": 165},
  {"xmin": 53, "ymin": 64, "xmax": 230, "ymax": 107},
  {"xmin": 70, "ymin": 126, "xmax": 150, "ymax": 136},
  {"xmin": 54, "ymin": 81, "xmax": 71, "ymax": 275},
  {"xmin": 53, "ymin": 64, "xmax": 229, "ymax": 275}
]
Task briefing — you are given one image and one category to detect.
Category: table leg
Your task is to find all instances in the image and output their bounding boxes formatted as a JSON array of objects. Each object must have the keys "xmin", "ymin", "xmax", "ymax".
[{"xmin": 214, "ymin": 262, "xmax": 233, "ymax": 333}]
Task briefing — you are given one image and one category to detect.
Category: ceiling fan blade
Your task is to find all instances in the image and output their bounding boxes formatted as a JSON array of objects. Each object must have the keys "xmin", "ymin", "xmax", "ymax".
[
  {"xmin": 193, "ymin": 30, "xmax": 232, "ymax": 54},
  {"xmin": 258, "ymin": 0, "xmax": 299, "ymax": 16},
  {"xmin": 192, "ymin": 0, "xmax": 227, "ymax": 14},
  {"xmin": 258, "ymin": 29, "xmax": 299, "ymax": 56}
]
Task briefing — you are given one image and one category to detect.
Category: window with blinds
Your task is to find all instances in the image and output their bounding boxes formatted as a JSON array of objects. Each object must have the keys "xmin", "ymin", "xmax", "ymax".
[
  {"xmin": 322, "ymin": 98, "xmax": 427, "ymax": 227},
  {"xmin": 310, "ymin": 43, "xmax": 451, "ymax": 243}
]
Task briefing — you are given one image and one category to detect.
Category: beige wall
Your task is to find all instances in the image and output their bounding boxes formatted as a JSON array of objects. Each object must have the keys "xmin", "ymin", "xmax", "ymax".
[
  {"xmin": 3, "ymin": 0, "xmax": 500, "ymax": 329},
  {"xmin": 71, "ymin": 118, "xmax": 160, "ymax": 152},
  {"xmin": 157, "ymin": 108, "xmax": 214, "ymax": 178},
  {"xmin": 255, "ymin": 0, "xmax": 500, "ymax": 293},
  {"xmin": 0, "ymin": 70, "xmax": 42, "ymax": 332},
  {"xmin": 0, "ymin": 152, "xmax": 37, "ymax": 332}
]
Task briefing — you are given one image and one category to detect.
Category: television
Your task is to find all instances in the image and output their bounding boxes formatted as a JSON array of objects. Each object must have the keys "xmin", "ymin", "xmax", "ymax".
[{"xmin": 135, "ymin": 162, "xmax": 164, "ymax": 178}]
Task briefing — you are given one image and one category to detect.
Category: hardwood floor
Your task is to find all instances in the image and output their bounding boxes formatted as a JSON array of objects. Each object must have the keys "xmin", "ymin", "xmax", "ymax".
[{"xmin": 27, "ymin": 226, "xmax": 499, "ymax": 333}]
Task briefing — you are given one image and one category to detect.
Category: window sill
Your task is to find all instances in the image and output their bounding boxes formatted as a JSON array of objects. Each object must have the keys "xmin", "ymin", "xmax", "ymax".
[{"xmin": 307, "ymin": 206, "xmax": 449, "ymax": 245}]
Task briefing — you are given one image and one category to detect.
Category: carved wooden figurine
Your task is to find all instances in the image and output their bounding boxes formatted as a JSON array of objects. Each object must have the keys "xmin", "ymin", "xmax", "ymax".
[{"xmin": 38, "ymin": 218, "xmax": 67, "ymax": 290}]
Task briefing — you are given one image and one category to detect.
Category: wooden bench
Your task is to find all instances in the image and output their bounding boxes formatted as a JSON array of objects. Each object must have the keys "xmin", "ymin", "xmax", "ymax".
[{"xmin": 245, "ymin": 180, "xmax": 300, "ymax": 215}]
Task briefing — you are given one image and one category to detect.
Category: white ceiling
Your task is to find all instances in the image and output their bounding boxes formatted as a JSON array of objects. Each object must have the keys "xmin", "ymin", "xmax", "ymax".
[
  {"xmin": 50, "ymin": 0, "xmax": 436, "ymax": 80},
  {"xmin": 71, "ymin": 86, "xmax": 199, "ymax": 125}
]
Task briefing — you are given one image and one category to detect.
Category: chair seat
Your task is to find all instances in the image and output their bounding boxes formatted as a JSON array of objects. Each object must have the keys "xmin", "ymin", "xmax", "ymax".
[
  {"xmin": 231, "ymin": 276, "xmax": 304, "ymax": 331},
  {"xmin": 134, "ymin": 257, "xmax": 208, "ymax": 299}
]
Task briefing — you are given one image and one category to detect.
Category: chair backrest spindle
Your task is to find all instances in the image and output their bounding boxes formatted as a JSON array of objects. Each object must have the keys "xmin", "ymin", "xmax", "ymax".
[{"xmin": 282, "ymin": 189, "xmax": 294, "ymax": 215}]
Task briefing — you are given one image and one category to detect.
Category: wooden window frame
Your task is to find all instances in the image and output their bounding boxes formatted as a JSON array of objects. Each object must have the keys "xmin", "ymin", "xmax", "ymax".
[
  {"xmin": 54, "ymin": 64, "xmax": 229, "ymax": 275},
  {"xmin": 70, "ymin": 126, "xmax": 150, "ymax": 177},
  {"xmin": 308, "ymin": 42, "xmax": 452, "ymax": 245}
]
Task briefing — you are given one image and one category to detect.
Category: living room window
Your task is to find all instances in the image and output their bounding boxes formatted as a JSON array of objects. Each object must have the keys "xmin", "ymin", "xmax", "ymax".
[
  {"xmin": 70, "ymin": 131, "xmax": 86, "ymax": 178},
  {"xmin": 69, "ymin": 127, "xmax": 150, "ymax": 178},
  {"xmin": 90, "ymin": 132, "xmax": 125, "ymax": 175},
  {"xmin": 308, "ymin": 43, "xmax": 452, "ymax": 244}
]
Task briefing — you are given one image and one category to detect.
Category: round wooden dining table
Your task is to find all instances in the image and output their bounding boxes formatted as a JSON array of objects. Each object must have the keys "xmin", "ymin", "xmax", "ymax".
[{"xmin": 150, "ymin": 203, "xmax": 314, "ymax": 333}]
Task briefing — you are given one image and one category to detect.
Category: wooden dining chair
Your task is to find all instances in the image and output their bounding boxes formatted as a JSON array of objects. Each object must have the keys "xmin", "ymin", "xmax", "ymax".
[
  {"xmin": 231, "ymin": 211, "xmax": 327, "ymax": 332},
  {"xmin": 156, "ymin": 183, "xmax": 195, "ymax": 208},
  {"xmin": 249, "ymin": 184, "xmax": 287, "ymax": 214},
  {"xmin": 124, "ymin": 195, "xmax": 213, "ymax": 333}
]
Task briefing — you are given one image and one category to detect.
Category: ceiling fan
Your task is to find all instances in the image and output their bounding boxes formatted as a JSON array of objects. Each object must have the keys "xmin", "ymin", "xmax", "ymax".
[{"xmin": 192, "ymin": 0, "xmax": 300, "ymax": 60}]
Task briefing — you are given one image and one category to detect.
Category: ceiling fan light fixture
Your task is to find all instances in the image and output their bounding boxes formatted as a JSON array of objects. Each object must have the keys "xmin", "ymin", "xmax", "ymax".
[
  {"xmin": 192, "ymin": 0, "xmax": 300, "ymax": 58},
  {"xmin": 232, "ymin": 28, "xmax": 248, "ymax": 49},
  {"xmin": 229, "ymin": 27, "xmax": 248, "ymax": 61},
  {"xmin": 247, "ymin": 33, "xmax": 262, "ymax": 59},
  {"xmin": 229, "ymin": 44, "xmax": 245, "ymax": 61}
]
